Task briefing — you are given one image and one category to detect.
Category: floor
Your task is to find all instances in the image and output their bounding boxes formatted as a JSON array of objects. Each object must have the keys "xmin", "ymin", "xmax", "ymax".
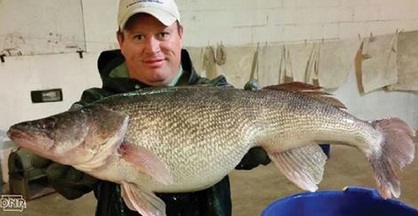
[{"xmin": 2, "ymin": 137, "xmax": 417, "ymax": 216}]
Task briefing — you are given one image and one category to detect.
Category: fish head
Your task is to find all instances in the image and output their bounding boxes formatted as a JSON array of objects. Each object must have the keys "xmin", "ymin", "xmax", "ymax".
[
  {"xmin": 7, "ymin": 109, "xmax": 91, "ymax": 165},
  {"xmin": 7, "ymin": 105, "xmax": 129, "ymax": 167}
]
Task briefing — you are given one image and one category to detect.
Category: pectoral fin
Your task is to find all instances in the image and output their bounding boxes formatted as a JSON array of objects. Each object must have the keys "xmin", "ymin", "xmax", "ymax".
[
  {"xmin": 121, "ymin": 181, "xmax": 166, "ymax": 216},
  {"xmin": 118, "ymin": 142, "xmax": 174, "ymax": 185},
  {"xmin": 268, "ymin": 144, "xmax": 327, "ymax": 192}
]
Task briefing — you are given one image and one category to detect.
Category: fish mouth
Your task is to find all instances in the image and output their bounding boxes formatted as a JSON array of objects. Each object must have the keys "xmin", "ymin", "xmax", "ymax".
[{"xmin": 7, "ymin": 127, "xmax": 54, "ymax": 153}]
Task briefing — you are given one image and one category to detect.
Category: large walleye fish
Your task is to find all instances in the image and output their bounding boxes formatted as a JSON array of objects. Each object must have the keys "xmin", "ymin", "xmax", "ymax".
[{"xmin": 7, "ymin": 83, "xmax": 415, "ymax": 216}]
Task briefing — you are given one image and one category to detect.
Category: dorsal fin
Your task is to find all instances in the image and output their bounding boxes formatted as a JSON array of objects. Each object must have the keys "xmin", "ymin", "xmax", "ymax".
[
  {"xmin": 262, "ymin": 82, "xmax": 347, "ymax": 109},
  {"xmin": 263, "ymin": 81, "xmax": 322, "ymax": 92},
  {"xmin": 299, "ymin": 92, "xmax": 347, "ymax": 109}
]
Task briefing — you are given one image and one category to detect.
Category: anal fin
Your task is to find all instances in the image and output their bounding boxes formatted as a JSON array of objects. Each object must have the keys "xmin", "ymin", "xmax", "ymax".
[
  {"xmin": 268, "ymin": 144, "xmax": 327, "ymax": 192},
  {"xmin": 121, "ymin": 181, "xmax": 166, "ymax": 216}
]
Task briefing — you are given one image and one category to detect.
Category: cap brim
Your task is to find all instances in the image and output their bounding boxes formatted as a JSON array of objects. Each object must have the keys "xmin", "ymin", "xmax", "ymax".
[{"xmin": 119, "ymin": 8, "xmax": 177, "ymax": 30}]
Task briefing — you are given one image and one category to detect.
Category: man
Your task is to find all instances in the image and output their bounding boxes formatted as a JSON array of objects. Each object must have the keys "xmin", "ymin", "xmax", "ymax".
[{"xmin": 31, "ymin": 0, "xmax": 270, "ymax": 215}]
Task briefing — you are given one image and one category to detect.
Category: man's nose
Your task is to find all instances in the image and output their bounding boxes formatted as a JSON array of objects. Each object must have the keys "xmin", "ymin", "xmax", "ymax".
[{"xmin": 144, "ymin": 37, "xmax": 160, "ymax": 53}]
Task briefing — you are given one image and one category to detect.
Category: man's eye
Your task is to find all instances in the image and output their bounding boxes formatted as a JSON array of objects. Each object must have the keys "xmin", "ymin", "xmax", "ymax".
[
  {"xmin": 157, "ymin": 32, "xmax": 170, "ymax": 40},
  {"xmin": 133, "ymin": 35, "xmax": 145, "ymax": 41}
]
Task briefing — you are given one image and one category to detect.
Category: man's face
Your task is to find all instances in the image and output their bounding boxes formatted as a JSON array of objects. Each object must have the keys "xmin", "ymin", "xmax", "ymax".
[{"xmin": 117, "ymin": 14, "xmax": 183, "ymax": 87}]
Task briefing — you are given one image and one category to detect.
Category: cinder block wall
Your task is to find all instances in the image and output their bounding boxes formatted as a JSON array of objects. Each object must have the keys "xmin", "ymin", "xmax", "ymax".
[{"xmin": 177, "ymin": 0, "xmax": 418, "ymax": 46}]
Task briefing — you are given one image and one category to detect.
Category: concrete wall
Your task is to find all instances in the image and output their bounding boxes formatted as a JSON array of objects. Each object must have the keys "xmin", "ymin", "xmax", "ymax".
[{"xmin": 0, "ymin": 0, "xmax": 417, "ymax": 131}]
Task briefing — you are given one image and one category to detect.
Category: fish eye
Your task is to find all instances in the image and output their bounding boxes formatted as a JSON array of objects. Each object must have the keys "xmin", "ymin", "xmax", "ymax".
[{"xmin": 40, "ymin": 118, "xmax": 56, "ymax": 130}]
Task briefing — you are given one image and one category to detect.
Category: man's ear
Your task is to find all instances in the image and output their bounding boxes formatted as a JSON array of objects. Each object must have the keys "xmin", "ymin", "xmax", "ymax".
[
  {"xmin": 116, "ymin": 30, "xmax": 124, "ymax": 46},
  {"xmin": 177, "ymin": 22, "xmax": 184, "ymax": 39}
]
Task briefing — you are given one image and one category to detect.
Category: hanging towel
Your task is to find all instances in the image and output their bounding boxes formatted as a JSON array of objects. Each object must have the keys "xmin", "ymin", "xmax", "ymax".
[
  {"xmin": 217, "ymin": 46, "xmax": 257, "ymax": 88},
  {"xmin": 318, "ymin": 38, "xmax": 361, "ymax": 89},
  {"xmin": 186, "ymin": 47, "xmax": 206, "ymax": 75},
  {"xmin": 361, "ymin": 33, "xmax": 398, "ymax": 93},
  {"xmin": 201, "ymin": 45, "xmax": 219, "ymax": 79},
  {"xmin": 215, "ymin": 42, "xmax": 226, "ymax": 66},
  {"xmin": 278, "ymin": 45, "xmax": 292, "ymax": 84},
  {"xmin": 305, "ymin": 43, "xmax": 320, "ymax": 84},
  {"xmin": 244, "ymin": 43, "xmax": 261, "ymax": 90},
  {"xmin": 257, "ymin": 43, "xmax": 283, "ymax": 87},
  {"xmin": 388, "ymin": 30, "xmax": 418, "ymax": 91},
  {"xmin": 286, "ymin": 42, "xmax": 319, "ymax": 84}
]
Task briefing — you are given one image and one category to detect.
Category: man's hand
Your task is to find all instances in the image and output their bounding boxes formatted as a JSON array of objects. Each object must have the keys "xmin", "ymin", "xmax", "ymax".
[{"xmin": 235, "ymin": 147, "xmax": 271, "ymax": 170}]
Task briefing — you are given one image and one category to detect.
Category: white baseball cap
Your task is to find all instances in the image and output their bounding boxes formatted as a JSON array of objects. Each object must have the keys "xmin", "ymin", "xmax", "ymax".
[{"xmin": 118, "ymin": 0, "xmax": 180, "ymax": 30}]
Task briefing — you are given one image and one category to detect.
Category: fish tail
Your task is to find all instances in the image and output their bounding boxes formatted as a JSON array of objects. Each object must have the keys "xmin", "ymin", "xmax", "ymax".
[{"xmin": 368, "ymin": 117, "xmax": 415, "ymax": 199}]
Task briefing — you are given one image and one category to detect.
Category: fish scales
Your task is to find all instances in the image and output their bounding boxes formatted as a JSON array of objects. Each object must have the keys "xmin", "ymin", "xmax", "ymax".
[{"xmin": 7, "ymin": 85, "xmax": 415, "ymax": 216}]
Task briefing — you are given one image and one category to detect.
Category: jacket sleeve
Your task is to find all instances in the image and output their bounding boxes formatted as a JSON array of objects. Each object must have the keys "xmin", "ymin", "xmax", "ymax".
[
  {"xmin": 72, "ymin": 87, "xmax": 113, "ymax": 107},
  {"xmin": 204, "ymin": 75, "xmax": 234, "ymax": 88}
]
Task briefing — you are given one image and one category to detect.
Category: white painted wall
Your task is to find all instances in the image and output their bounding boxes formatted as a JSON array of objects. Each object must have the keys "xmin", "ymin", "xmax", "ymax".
[{"xmin": 0, "ymin": 0, "xmax": 417, "ymax": 132}]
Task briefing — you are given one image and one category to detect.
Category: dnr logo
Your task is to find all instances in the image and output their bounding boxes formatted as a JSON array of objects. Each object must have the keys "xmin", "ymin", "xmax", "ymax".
[{"xmin": 1, "ymin": 195, "xmax": 27, "ymax": 212}]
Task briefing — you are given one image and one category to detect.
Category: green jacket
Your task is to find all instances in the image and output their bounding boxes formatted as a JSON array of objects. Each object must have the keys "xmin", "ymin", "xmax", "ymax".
[{"xmin": 87, "ymin": 49, "xmax": 237, "ymax": 216}]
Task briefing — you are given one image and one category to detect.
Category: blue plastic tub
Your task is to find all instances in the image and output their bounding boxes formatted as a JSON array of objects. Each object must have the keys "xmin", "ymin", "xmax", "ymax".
[{"xmin": 262, "ymin": 187, "xmax": 418, "ymax": 216}]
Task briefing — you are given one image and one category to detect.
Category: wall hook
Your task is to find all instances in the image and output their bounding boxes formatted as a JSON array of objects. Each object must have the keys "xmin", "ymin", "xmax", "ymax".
[
  {"xmin": 77, "ymin": 50, "xmax": 84, "ymax": 59},
  {"xmin": 0, "ymin": 54, "xmax": 5, "ymax": 63},
  {"xmin": 369, "ymin": 33, "xmax": 375, "ymax": 42}
]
